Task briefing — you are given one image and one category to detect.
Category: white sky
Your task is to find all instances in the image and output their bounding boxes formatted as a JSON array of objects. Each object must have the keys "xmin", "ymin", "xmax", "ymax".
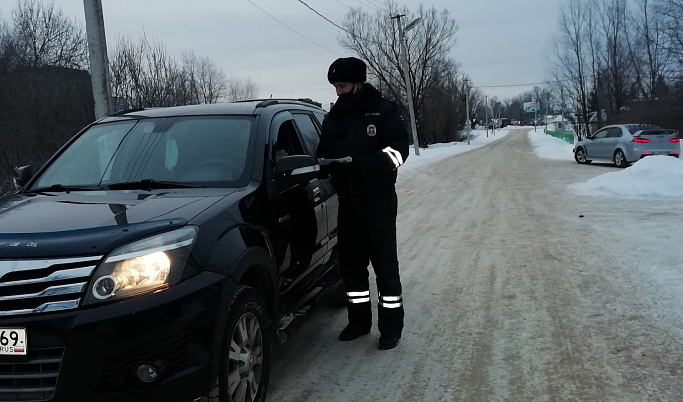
[
  {"xmin": 402, "ymin": 127, "xmax": 683, "ymax": 200},
  {"xmin": 0, "ymin": 0, "xmax": 562, "ymax": 109}
]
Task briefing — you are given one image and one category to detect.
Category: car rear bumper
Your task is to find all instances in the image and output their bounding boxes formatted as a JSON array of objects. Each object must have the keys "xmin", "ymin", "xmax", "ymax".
[
  {"xmin": 627, "ymin": 147, "xmax": 680, "ymax": 161},
  {"xmin": 0, "ymin": 271, "xmax": 235, "ymax": 402}
]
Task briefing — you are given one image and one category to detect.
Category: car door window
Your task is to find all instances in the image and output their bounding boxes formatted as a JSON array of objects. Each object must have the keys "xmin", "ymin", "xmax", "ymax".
[
  {"xmin": 606, "ymin": 128, "xmax": 622, "ymax": 138},
  {"xmin": 312, "ymin": 111, "xmax": 326, "ymax": 127},
  {"xmin": 593, "ymin": 129, "xmax": 609, "ymax": 139},
  {"xmin": 273, "ymin": 120, "xmax": 305, "ymax": 162},
  {"xmin": 292, "ymin": 113, "xmax": 320, "ymax": 157}
]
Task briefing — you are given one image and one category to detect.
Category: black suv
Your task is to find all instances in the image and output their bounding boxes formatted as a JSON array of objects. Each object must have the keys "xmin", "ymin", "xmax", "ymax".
[{"xmin": 0, "ymin": 99, "xmax": 342, "ymax": 401}]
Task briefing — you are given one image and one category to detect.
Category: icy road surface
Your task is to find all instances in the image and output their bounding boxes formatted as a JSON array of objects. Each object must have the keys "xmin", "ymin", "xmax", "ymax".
[{"xmin": 267, "ymin": 128, "xmax": 683, "ymax": 401}]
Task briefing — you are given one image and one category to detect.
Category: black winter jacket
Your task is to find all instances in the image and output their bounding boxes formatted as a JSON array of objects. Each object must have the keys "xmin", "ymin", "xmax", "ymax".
[{"xmin": 316, "ymin": 83, "xmax": 409, "ymax": 203}]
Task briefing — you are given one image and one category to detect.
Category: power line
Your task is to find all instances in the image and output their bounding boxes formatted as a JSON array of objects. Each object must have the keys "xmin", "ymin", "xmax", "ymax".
[
  {"xmin": 434, "ymin": 79, "xmax": 573, "ymax": 98},
  {"xmin": 296, "ymin": 0, "xmax": 387, "ymax": 47},
  {"xmin": 245, "ymin": 0, "xmax": 343, "ymax": 56},
  {"xmin": 476, "ymin": 79, "xmax": 573, "ymax": 88},
  {"xmin": 350, "ymin": 0, "xmax": 381, "ymax": 10}
]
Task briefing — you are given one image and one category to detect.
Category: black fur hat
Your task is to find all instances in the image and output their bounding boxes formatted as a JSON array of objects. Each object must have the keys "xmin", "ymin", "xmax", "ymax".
[{"xmin": 327, "ymin": 57, "xmax": 367, "ymax": 84}]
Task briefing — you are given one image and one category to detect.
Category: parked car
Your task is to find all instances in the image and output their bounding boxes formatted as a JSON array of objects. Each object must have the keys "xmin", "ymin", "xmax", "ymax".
[
  {"xmin": 0, "ymin": 99, "xmax": 343, "ymax": 401},
  {"xmin": 573, "ymin": 124, "xmax": 680, "ymax": 167}
]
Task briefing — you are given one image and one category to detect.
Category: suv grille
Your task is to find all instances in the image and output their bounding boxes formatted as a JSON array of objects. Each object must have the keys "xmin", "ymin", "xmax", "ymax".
[
  {"xmin": 0, "ymin": 347, "xmax": 64, "ymax": 401},
  {"xmin": 0, "ymin": 256, "xmax": 102, "ymax": 316}
]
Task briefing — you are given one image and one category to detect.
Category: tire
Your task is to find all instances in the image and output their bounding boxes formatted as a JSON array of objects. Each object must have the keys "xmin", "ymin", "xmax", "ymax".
[
  {"xmin": 215, "ymin": 286, "xmax": 271, "ymax": 402},
  {"xmin": 574, "ymin": 147, "xmax": 591, "ymax": 164},
  {"xmin": 614, "ymin": 149, "xmax": 628, "ymax": 168}
]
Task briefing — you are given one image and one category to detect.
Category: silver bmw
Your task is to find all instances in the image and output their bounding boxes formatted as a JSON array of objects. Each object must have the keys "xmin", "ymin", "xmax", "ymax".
[{"xmin": 573, "ymin": 124, "xmax": 680, "ymax": 168}]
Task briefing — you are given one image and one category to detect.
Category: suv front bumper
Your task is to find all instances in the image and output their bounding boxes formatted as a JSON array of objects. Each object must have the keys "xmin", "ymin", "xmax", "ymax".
[{"xmin": 0, "ymin": 271, "xmax": 235, "ymax": 402}]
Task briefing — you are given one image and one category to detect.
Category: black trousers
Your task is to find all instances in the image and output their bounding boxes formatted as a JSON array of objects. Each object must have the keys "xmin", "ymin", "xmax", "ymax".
[{"xmin": 337, "ymin": 191, "xmax": 404, "ymax": 338}]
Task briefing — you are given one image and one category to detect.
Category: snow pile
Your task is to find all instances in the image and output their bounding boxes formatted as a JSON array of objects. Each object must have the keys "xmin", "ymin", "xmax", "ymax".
[
  {"xmin": 570, "ymin": 155, "xmax": 683, "ymax": 199},
  {"xmin": 527, "ymin": 130, "xmax": 573, "ymax": 160}
]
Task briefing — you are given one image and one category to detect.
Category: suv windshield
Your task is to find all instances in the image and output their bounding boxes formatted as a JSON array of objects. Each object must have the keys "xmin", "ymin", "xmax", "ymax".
[{"xmin": 31, "ymin": 116, "xmax": 254, "ymax": 190}]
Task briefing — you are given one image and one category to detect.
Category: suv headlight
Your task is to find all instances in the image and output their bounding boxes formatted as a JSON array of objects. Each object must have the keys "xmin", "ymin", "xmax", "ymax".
[{"xmin": 82, "ymin": 226, "xmax": 198, "ymax": 305}]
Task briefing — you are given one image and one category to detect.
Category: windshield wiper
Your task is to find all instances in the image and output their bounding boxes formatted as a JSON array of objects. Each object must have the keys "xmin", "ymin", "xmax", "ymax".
[
  {"xmin": 27, "ymin": 184, "xmax": 103, "ymax": 193},
  {"xmin": 105, "ymin": 179, "xmax": 197, "ymax": 190}
]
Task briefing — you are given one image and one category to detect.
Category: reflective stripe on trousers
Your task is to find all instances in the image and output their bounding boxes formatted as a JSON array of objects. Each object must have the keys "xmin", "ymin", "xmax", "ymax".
[
  {"xmin": 347, "ymin": 290, "xmax": 371, "ymax": 304},
  {"xmin": 379, "ymin": 294, "xmax": 403, "ymax": 309}
]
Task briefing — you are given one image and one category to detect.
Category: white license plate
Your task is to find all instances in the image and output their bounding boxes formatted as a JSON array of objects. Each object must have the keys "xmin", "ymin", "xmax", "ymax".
[{"xmin": 0, "ymin": 329, "xmax": 27, "ymax": 355}]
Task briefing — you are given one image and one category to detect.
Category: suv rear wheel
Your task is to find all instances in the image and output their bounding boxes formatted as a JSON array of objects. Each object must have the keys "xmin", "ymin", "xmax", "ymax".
[{"xmin": 215, "ymin": 285, "xmax": 271, "ymax": 402}]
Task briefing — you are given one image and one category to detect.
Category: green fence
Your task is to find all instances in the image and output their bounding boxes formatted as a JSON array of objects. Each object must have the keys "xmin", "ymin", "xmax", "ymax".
[{"xmin": 544, "ymin": 130, "xmax": 574, "ymax": 144}]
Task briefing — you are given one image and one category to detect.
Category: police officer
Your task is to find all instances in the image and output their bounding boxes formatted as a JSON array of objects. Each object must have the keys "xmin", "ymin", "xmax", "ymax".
[{"xmin": 316, "ymin": 57, "xmax": 409, "ymax": 350}]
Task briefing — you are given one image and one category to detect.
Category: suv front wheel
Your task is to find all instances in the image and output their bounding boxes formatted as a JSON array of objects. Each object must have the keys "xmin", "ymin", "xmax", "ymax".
[{"xmin": 216, "ymin": 285, "xmax": 271, "ymax": 402}]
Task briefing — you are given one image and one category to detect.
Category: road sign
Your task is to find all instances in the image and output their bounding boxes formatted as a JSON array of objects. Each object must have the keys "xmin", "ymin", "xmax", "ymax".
[{"xmin": 524, "ymin": 102, "xmax": 540, "ymax": 113}]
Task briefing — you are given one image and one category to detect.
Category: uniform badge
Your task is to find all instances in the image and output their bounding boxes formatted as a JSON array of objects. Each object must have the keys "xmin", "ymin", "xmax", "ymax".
[{"xmin": 367, "ymin": 124, "xmax": 377, "ymax": 136}]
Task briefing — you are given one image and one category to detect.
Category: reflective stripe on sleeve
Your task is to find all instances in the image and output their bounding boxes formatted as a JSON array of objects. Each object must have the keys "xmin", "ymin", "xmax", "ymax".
[{"xmin": 382, "ymin": 147, "xmax": 404, "ymax": 168}]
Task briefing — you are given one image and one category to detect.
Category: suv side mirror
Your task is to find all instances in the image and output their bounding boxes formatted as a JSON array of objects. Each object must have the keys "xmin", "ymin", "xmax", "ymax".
[
  {"xmin": 275, "ymin": 155, "xmax": 319, "ymax": 184},
  {"xmin": 13, "ymin": 165, "xmax": 33, "ymax": 191}
]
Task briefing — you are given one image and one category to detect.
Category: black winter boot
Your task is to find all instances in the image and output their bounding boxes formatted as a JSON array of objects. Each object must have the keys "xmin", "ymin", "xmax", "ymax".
[
  {"xmin": 378, "ymin": 334, "xmax": 400, "ymax": 350},
  {"xmin": 339, "ymin": 324, "xmax": 371, "ymax": 341}
]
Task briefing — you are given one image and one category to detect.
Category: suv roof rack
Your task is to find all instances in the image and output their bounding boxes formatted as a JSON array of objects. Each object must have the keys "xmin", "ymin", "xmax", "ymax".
[
  {"xmin": 108, "ymin": 107, "xmax": 146, "ymax": 116},
  {"xmin": 234, "ymin": 98, "xmax": 324, "ymax": 109}
]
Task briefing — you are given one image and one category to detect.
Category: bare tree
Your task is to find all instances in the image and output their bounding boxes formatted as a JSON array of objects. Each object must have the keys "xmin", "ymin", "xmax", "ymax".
[
  {"xmin": 656, "ymin": 0, "xmax": 683, "ymax": 69},
  {"xmin": 184, "ymin": 51, "xmax": 228, "ymax": 103},
  {"xmin": 599, "ymin": 0, "xmax": 632, "ymax": 113},
  {"xmin": 226, "ymin": 77, "xmax": 258, "ymax": 101},
  {"xmin": 339, "ymin": 0, "xmax": 458, "ymax": 146},
  {"xmin": 8, "ymin": 0, "xmax": 87, "ymax": 69},
  {"xmin": 552, "ymin": 0, "xmax": 591, "ymax": 139},
  {"xmin": 626, "ymin": 0, "xmax": 672, "ymax": 100},
  {"xmin": 110, "ymin": 36, "xmax": 233, "ymax": 108}
]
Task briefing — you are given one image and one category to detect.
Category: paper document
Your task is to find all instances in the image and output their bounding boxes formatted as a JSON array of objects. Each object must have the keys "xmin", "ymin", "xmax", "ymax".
[{"xmin": 317, "ymin": 156, "xmax": 352, "ymax": 165}]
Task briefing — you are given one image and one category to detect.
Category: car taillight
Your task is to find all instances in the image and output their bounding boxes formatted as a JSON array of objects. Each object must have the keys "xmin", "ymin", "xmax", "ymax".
[
  {"xmin": 633, "ymin": 138, "xmax": 650, "ymax": 143},
  {"xmin": 670, "ymin": 138, "xmax": 680, "ymax": 143}
]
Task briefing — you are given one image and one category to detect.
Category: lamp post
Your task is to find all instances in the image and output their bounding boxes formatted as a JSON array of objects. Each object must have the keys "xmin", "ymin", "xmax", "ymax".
[{"xmin": 391, "ymin": 14, "xmax": 421, "ymax": 156}]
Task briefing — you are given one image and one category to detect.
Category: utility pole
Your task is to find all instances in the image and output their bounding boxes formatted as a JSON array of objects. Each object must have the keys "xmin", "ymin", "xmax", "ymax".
[
  {"xmin": 83, "ymin": 0, "xmax": 113, "ymax": 119},
  {"xmin": 534, "ymin": 95, "xmax": 538, "ymax": 132},
  {"xmin": 391, "ymin": 14, "xmax": 421, "ymax": 156},
  {"xmin": 485, "ymin": 94, "xmax": 488, "ymax": 137},
  {"xmin": 463, "ymin": 78, "xmax": 470, "ymax": 145},
  {"xmin": 545, "ymin": 91, "xmax": 550, "ymax": 133}
]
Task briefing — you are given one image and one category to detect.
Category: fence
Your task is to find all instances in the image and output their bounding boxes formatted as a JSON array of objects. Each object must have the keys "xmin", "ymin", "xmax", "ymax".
[{"xmin": 544, "ymin": 130, "xmax": 574, "ymax": 144}]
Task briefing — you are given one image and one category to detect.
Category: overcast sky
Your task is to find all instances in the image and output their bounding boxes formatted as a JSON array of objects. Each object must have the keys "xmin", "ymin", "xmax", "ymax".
[{"xmin": 0, "ymin": 0, "xmax": 563, "ymax": 109}]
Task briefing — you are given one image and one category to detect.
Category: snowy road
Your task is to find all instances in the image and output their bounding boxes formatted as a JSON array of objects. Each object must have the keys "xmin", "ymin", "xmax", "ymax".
[{"xmin": 267, "ymin": 128, "xmax": 683, "ymax": 401}]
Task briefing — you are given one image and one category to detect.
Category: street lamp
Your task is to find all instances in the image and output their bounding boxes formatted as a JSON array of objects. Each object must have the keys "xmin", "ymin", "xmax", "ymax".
[{"xmin": 392, "ymin": 14, "xmax": 421, "ymax": 156}]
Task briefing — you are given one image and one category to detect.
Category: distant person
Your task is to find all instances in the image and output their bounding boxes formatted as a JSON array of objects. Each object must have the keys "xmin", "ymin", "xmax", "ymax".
[{"xmin": 316, "ymin": 57, "xmax": 409, "ymax": 350}]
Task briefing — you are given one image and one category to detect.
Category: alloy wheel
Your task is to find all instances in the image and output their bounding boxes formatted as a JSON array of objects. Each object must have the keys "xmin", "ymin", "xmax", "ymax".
[{"xmin": 226, "ymin": 312, "xmax": 263, "ymax": 402}]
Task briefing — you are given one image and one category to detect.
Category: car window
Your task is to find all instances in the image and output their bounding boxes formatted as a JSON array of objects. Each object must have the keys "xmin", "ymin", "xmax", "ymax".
[
  {"xmin": 292, "ymin": 113, "xmax": 320, "ymax": 157},
  {"xmin": 312, "ymin": 111, "xmax": 325, "ymax": 127},
  {"xmin": 273, "ymin": 120, "xmax": 305, "ymax": 161},
  {"xmin": 606, "ymin": 128, "xmax": 622, "ymax": 138},
  {"xmin": 626, "ymin": 124, "xmax": 661, "ymax": 134},
  {"xmin": 33, "ymin": 121, "xmax": 137, "ymax": 188},
  {"xmin": 592, "ymin": 129, "xmax": 609, "ymax": 139},
  {"xmin": 33, "ymin": 116, "xmax": 254, "ymax": 189}
]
